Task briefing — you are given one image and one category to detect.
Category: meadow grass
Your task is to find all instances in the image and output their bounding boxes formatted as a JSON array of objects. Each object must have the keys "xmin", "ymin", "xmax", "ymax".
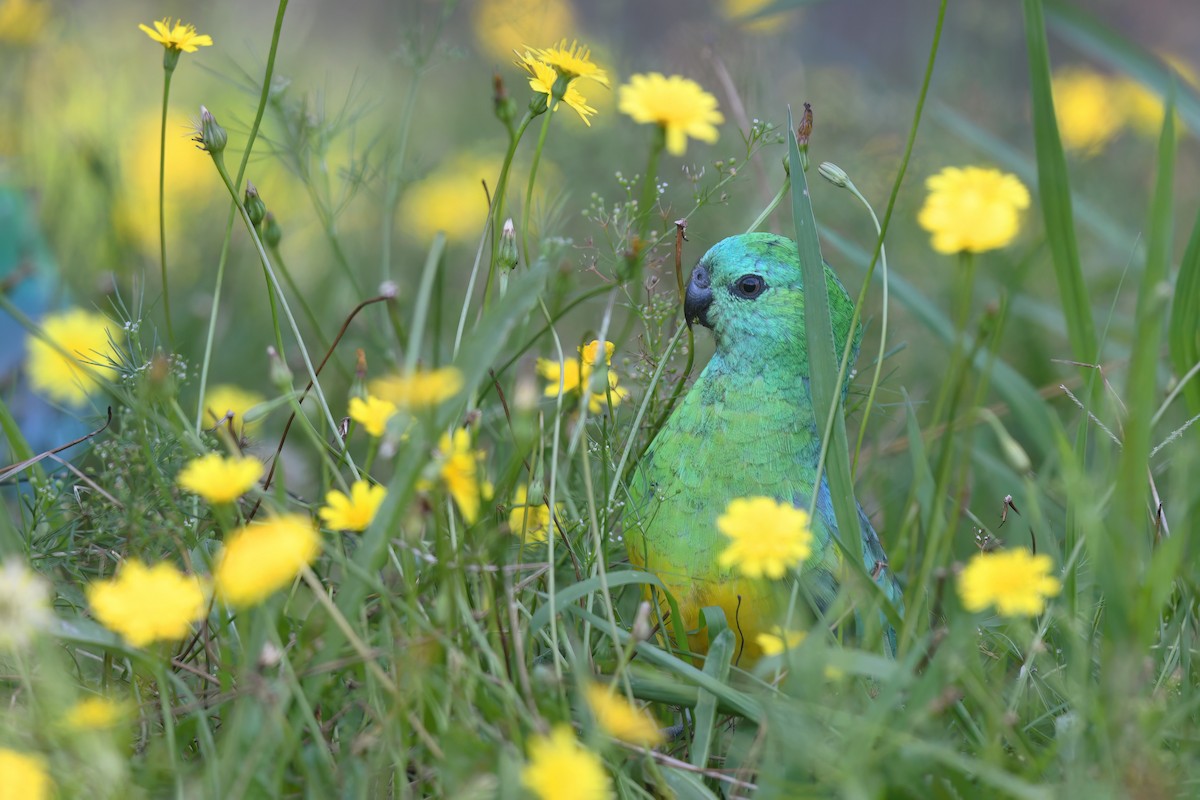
[{"xmin": 2, "ymin": 0, "xmax": 1200, "ymax": 797}]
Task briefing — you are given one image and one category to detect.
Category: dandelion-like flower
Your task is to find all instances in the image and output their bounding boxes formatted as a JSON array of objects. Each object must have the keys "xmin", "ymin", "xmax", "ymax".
[
  {"xmin": 348, "ymin": 394, "xmax": 398, "ymax": 438},
  {"xmin": 25, "ymin": 309, "xmax": 121, "ymax": 406},
  {"xmin": 0, "ymin": 749, "xmax": 51, "ymax": 800},
  {"xmin": 0, "ymin": 0, "xmax": 48, "ymax": 44},
  {"xmin": 521, "ymin": 725, "xmax": 613, "ymax": 800},
  {"xmin": 86, "ymin": 561, "xmax": 207, "ymax": 648},
  {"xmin": 958, "ymin": 548, "xmax": 1062, "ymax": 617},
  {"xmin": 716, "ymin": 497, "xmax": 813, "ymax": 579},
  {"xmin": 0, "ymin": 558, "xmax": 53, "ymax": 651},
  {"xmin": 755, "ymin": 627, "xmax": 807, "ymax": 656},
  {"xmin": 214, "ymin": 514, "xmax": 321, "ymax": 608},
  {"xmin": 916, "ymin": 166, "xmax": 1030, "ymax": 254},
  {"xmin": 64, "ymin": 697, "xmax": 126, "ymax": 731},
  {"xmin": 526, "ymin": 40, "xmax": 609, "ymax": 87},
  {"xmin": 369, "ymin": 366, "xmax": 464, "ymax": 410},
  {"xmin": 138, "ymin": 17, "xmax": 213, "ymax": 53},
  {"xmin": 585, "ymin": 684, "xmax": 664, "ymax": 746},
  {"xmin": 1051, "ymin": 67, "xmax": 1123, "ymax": 155},
  {"xmin": 318, "ymin": 480, "xmax": 387, "ymax": 532},
  {"xmin": 433, "ymin": 429, "xmax": 491, "ymax": 525},
  {"xmin": 618, "ymin": 73, "xmax": 724, "ymax": 156},
  {"xmin": 472, "ymin": 0, "xmax": 575, "ymax": 61},
  {"xmin": 521, "ymin": 56, "xmax": 598, "ymax": 125},
  {"xmin": 508, "ymin": 485, "xmax": 557, "ymax": 543},
  {"xmin": 537, "ymin": 340, "xmax": 629, "ymax": 414},
  {"xmin": 203, "ymin": 384, "xmax": 267, "ymax": 435},
  {"xmin": 177, "ymin": 453, "xmax": 264, "ymax": 504}
]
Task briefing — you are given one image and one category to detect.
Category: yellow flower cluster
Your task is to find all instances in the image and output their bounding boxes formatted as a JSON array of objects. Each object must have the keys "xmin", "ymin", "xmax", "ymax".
[
  {"xmin": 26, "ymin": 309, "xmax": 122, "ymax": 406},
  {"xmin": 521, "ymin": 725, "xmax": 612, "ymax": 800},
  {"xmin": 0, "ymin": 748, "xmax": 51, "ymax": 800},
  {"xmin": 369, "ymin": 366, "xmax": 464, "ymax": 410},
  {"xmin": 508, "ymin": 484, "xmax": 558, "ymax": 543},
  {"xmin": 214, "ymin": 515, "xmax": 321, "ymax": 607},
  {"xmin": 86, "ymin": 561, "xmax": 207, "ymax": 648},
  {"xmin": 1052, "ymin": 62, "xmax": 1197, "ymax": 156},
  {"xmin": 348, "ymin": 394, "xmax": 398, "ymax": 438},
  {"xmin": 64, "ymin": 696, "xmax": 126, "ymax": 731},
  {"xmin": 585, "ymin": 684, "xmax": 664, "ymax": 746},
  {"xmin": 618, "ymin": 73, "xmax": 724, "ymax": 156},
  {"xmin": 177, "ymin": 453, "xmax": 264, "ymax": 504},
  {"xmin": 203, "ymin": 384, "xmax": 267, "ymax": 435},
  {"xmin": 518, "ymin": 40, "xmax": 609, "ymax": 126},
  {"xmin": 319, "ymin": 480, "xmax": 387, "ymax": 532},
  {"xmin": 537, "ymin": 340, "xmax": 629, "ymax": 414},
  {"xmin": 716, "ymin": 496, "xmax": 813, "ymax": 579},
  {"xmin": 432, "ymin": 429, "xmax": 492, "ymax": 525},
  {"xmin": 138, "ymin": 17, "xmax": 212, "ymax": 53},
  {"xmin": 755, "ymin": 627, "xmax": 807, "ymax": 656},
  {"xmin": 958, "ymin": 548, "xmax": 1062, "ymax": 617},
  {"xmin": 917, "ymin": 166, "xmax": 1030, "ymax": 255}
]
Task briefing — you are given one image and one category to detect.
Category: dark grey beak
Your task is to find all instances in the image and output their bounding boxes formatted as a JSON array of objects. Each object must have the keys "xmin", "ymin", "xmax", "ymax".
[{"xmin": 684, "ymin": 264, "xmax": 714, "ymax": 329}]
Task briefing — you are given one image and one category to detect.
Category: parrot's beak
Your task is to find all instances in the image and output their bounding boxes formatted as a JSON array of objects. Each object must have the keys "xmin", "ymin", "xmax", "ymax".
[{"xmin": 684, "ymin": 264, "xmax": 714, "ymax": 329}]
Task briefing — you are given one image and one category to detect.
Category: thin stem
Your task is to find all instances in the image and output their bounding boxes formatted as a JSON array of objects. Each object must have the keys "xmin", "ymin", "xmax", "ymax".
[
  {"xmin": 745, "ymin": 177, "xmax": 790, "ymax": 234},
  {"xmin": 157, "ymin": 67, "xmax": 176, "ymax": 348},
  {"xmin": 637, "ymin": 126, "xmax": 666, "ymax": 242},
  {"xmin": 520, "ymin": 110, "xmax": 554, "ymax": 268}
]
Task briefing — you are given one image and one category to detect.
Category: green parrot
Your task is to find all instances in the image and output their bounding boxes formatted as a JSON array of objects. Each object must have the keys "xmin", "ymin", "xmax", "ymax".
[{"xmin": 624, "ymin": 232, "xmax": 902, "ymax": 660}]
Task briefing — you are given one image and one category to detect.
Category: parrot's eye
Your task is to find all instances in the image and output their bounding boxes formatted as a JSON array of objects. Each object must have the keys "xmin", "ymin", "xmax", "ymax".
[{"xmin": 731, "ymin": 274, "xmax": 767, "ymax": 299}]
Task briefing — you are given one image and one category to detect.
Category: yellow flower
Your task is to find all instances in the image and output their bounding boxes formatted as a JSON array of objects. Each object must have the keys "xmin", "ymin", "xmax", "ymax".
[
  {"xmin": 1051, "ymin": 67, "xmax": 1123, "ymax": 155},
  {"xmin": 526, "ymin": 40, "xmax": 609, "ymax": 87},
  {"xmin": 318, "ymin": 480, "xmax": 387, "ymax": 532},
  {"xmin": 1115, "ymin": 78, "xmax": 1169, "ymax": 138},
  {"xmin": 203, "ymin": 384, "xmax": 267, "ymax": 434},
  {"xmin": 958, "ymin": 548, "xmax": 1062, "ymax": 617},
  {"xmin": 399, "ymin": 154, "xmax": 499, "ymax": 243},
  {"xmin": 585, "ymin": 684, "xmax": 664, "ymax": 746},
  {"xmin": 536, "ymin": 339, "xmax": 629, "ymax": 414},
  {"xmin": 26, "ymin": 308, "xmax": 121, "ymax": 406},
  {"xmin": 719, "ymin": 0, "xmax": 800, "ymax": 33},
  {"xmin": 138, "ymin": 18, "xmax": 213, "ymax": 53},
  {"xmin": 522, "ymin": 725, "xmax": 612, "ymax": 800},
  {"xmin": 214, "ymin": 514, "xmax": 321, "ymax": 608},
  {"xmin": 64, "ymin": 697, "xmax": 126, "ymax": 731},
  {"xmin": 0, "ymin": 749, "xmax": 51, "ymax": 800},
  {"xmin": 716, "ymin": 497, "xmax": 813, "ymax": 579},
  {"xmin": 916, "ymin": 166, "xmax": 1030, "ymax": 254},
  {"xmin": 508, "ymin": 485, "xmax": 557, "ymax": 543},
  {"xmin": 618, "ymin": 73, "xmax": 724, "ymax": 156},
  {"xmin": 348, "ymin": 394, "xmax": 398, "ymax": 438},
  {"xmin": 521, "ymin": 56, "xmax": 598, "ymax": 126},
  {"xmin": 177, "ymin": 453, "xmax": 264, "ymax": 504},
  {"xmin": 755, "ymin": 628, "xmax": 807, "ymax": 656},
  {"xmin": 472, "ymin": 0, "xmax": 575, "ymax": 62},
  {"xmin": 435, "ymin": 428, "xmax": 491, "ymax": 525},
  {"xmin": 369, "ymin": 366, "xmax": 464, "ymax": 409},
  {"xmin": 0, "ymin": 0, "xmax": 47, "ymax": 44},
  {"xmin": 0, "ymin": 558, "xmax": 52, "ymax": 651},
  {"xmin": 86, "ymin": 561, "xmax": 207, "ymax": 648}
]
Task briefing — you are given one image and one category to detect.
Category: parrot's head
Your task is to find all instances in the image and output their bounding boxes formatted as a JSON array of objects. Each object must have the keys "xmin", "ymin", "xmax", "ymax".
[{"xmin": 684, "ymin": 232, "xmax": 860, "ymax": 375}]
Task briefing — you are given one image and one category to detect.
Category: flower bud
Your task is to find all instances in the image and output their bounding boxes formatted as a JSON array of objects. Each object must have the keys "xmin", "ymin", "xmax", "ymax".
[
  {"xmin": 818, "ymin": 162, "xmax": 851, "ymax": 189},
  {"xmin": 267, "ymin": 346, "xmax": 292, "ymax": 390},
  {"xmin": 262, "ymin": 211, "xmax": 282, "ymax": 248},
  {"xmin": 632, "ymin": 601, "xmax": 653, "ymax": 642},
  {"xmin": 244, "ymin": 181, "xmax": 266, "ymax": 226},
  {"xmin": 497, "ymin": 218, "xmax": 518, "ymax": 271},
  {"xmin": 493, "ymin": 73, "xmax": 518, "ymax": 128},
  {"xmin": 194, "ymin": 106, "xmax": 227, "ymax": 154}
]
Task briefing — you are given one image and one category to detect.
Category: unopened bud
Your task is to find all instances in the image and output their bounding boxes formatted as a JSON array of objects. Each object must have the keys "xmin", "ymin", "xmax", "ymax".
[
  {"xmin": 818, "ymin": 162, "xmax": 851, "ymax": 189},
  {"xmin": 194, "ymin": 106, "xmax": 227, "ymax": 154},
  {"xmin": 497, "ymin": 218, "xmax": 518, "ymax": 271},
  {"xmin": 262, "ymin": 211, "xmax": 282, "ymax": 248},
  {"xmin": 267, "ymin": 346, "xmax": 292, "ymax": 389},
  {"xmin": 493, "ymin": 73, "xmax": 517, "ymax": 127},
  {"xmin": 244, "ymin": 181, "xmax": 266, "ymax": 226},
  {"xmin": 978, "ymin": 408, "xmax": 1032, "ymax": 474},
  {"xmin": 632, "ymin": 601, "xmax": 653, "ymax": 642}
]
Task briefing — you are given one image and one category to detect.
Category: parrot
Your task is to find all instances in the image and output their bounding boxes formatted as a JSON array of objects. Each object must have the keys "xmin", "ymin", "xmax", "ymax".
[{"xmin": 623, "ymin": 232, "xmax": 902, "ymax": 661}]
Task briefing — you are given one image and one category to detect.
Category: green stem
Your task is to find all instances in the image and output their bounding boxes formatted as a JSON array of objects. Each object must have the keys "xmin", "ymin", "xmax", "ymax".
[
  {"xmin": 194, "ymin": 0, "xmax": 290, "ymax": 433},
  {"xmin": 481, "ymin": 111, "xmax": 534, "ymax": 310},
  {"xmin": 157, "ymin": 66, "xmax": 176, "ymax": 348},
  {"xmin": 745, "ymin": 177, "xmax": 790, "ymax": 234},
  {"xmin": 520, "ymin": 110, "xmax": 554, "ymax": 268},
  {"xmin": 637, "ymin": 126, "xmax": 666, "ymax": 242}
]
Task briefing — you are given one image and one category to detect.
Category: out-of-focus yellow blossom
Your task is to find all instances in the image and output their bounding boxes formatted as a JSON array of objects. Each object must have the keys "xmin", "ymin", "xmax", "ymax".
[
  {"xmin": 508, "ymin": 484, "xmax": 559, "ymax": 543},
  {"xmin": 537, "ymin": 340, "xmax": 629, "ymax": 414},
  {"xmin": 64, "ymin": 697, "xmax": 126, "ymax": 731},
  {"xmin": 618, "ymin": 73, "xmax": 723, "ymax": 156},
  {"xmin": 917, "ymin": 166, "xmax": 1030, "ymax": 254},
  {"xmin": 318, "ymin": 480, "xmax": 387, "ymax": 532},
  {"xmin": 0, "ymin": 558, "xmax": 53, "ymax": 651},
  {"xmin": 0, "ymin": 0, "xmax": 47, "ymax": 44},
  {"xmin": 348, "ymin": 394, "xmax": 398, "ymax": 437},
  {"xmin": 585, "ymin": 684, "xmax": 664, "ymax": 746},
  {"xmin": 86, "ymin": 561, "xmax": 207, "ymax": 648},
  {"xmin": 138, "ymin": 18, "xmax": 212, "ymax": 53},
  {"xmin": 203, "ymin": 384, "xmax": 267, "ymax": 434},
  {"xmin": 958, "ymin": 548, "xmax": 1062, "ymax": 617},
  {"xmin": 0, "ymin": 749, "xmax": 51, "ymax": 800},
  {"xmin": 434, "ymin": 428, "xmax": 491, "ymax": 525},
  {"xmin": 1051, "ymin": 67, "xmax": 1123, "ymax": 155},
  {"xmin": 369, "ymin": 366, "xmax": 464, "ymax": 409},
  {"xmin": 755, "ymin": 628, "xmax": 807, "ymax": 656},
  {"xmin": 521, "ymin": 725, "xmax": 612, "ymax": 800},
  {"xmin": 400, "ymin": 155, "xmax": 498, "ymax": 242},
  {"xmin": 716, "ymin": 497, "xmax": 813, "ymax": 579},
  {"xmin": 214, "ymin": 515, "xmax": 321, "ymax": 607},
  {"xmin": 719, "ymin": 0, "xmax": 800, "ymax": 34},
  {"xmin": 26, "ymin": 308, "xmax": 121, "ymax": 406},
  {"xmin": 177, "ymin": 453, "xmax": 263, "ymax": 504},
  {"xmin": 472, "ymin": 0, "xmax": 575, "ymax": 62}
]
